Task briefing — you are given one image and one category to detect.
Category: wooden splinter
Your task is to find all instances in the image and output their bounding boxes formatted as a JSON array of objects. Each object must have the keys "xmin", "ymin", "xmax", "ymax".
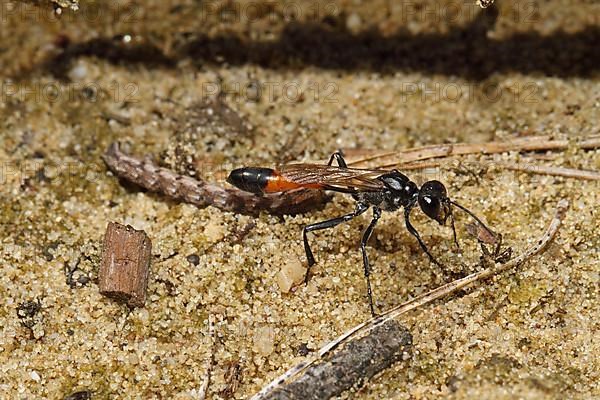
[
  {"xmin": 261, "ymin": 320, "xmax": 412, "ymax": 400},
  {"xmin": 99, "ymin": 222, "xmax": 152, "ymax": 307}
]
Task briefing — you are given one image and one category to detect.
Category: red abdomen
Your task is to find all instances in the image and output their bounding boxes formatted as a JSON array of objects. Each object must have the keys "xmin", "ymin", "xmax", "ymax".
[{"xmin": 227, "ymin": 168, "xmax": 321, "ymax": 194}]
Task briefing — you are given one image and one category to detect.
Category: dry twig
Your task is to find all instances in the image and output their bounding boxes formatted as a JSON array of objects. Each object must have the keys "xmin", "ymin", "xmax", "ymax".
[
  {"xmin": 341, "ymin": 135, "xmax": 600, "ymax": 181},
  {"xmin": 197, "ymin": 314, "xmax": 217, "ymax": 400},
  {"xmin": 377, "ymin": 158, "xmax": 600, "ymax": 181},
  {"xmin": 343, "ymin": 135, "xmax": 600, "ymax": 168},
  {"xmin": 252, "ymin": 199, "xmax": 569, "ymax": 399},
  {"xmin": 259, "ymin": 321, "xmax": 412, "ymax": 400},
  {"xmin": 102, "ymin": 143, "xmax": 328, "ymax": 215},
  {"xmin": 493, "ymin": 161, "xmax": 600, "ymax": 181}
]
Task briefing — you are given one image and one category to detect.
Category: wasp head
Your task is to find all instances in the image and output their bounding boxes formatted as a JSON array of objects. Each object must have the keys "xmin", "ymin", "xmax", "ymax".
[{"xmin": 418, "ymin": 180, "xmax": 452, "ymax": 225}]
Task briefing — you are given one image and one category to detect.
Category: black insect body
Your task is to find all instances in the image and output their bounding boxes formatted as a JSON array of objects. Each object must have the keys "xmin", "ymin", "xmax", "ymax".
[{"xmin": 228, "ymin": 152, "xmax": 494, "ymax": 316}]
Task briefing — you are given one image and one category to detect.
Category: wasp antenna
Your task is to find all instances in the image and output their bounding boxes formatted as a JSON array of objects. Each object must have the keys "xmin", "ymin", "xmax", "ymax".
[
  {"xmin": 447, "ymin": 203, "xmax": 460, "ymax": 250},
  {"xmin": 449, "ymin": 200, "xmax": 496, "ymax": 240}
]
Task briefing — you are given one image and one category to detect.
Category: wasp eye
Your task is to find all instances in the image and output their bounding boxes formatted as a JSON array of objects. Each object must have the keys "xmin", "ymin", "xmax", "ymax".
[
  {"xmin": 419, "ymin": 194, "xmax": 442, "ymax": 221},
  {"xmin": 418, "ymin": 181, "xmax": 448, "ymax": 224}
]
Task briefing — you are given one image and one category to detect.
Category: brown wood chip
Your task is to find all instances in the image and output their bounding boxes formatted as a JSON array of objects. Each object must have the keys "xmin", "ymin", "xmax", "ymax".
[{"xmin": 99, "ymin": 222, "xmax": 152, "ymax": 307}]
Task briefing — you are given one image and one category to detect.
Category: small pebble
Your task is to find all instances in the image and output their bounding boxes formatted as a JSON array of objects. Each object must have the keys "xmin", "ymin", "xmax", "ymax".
[
  {"xmin": 253, "ymin": 326, "xmax": 275, "ymax": 356},
  {"xmin": 204, "ymin": 220, "xmax": 226, "ymax": 242},
  {"xmin": 297, "ymin": 343, "xmax": 310, "ymax": 356},
  {"xmin": 64, "ymin": 391, "xmax": 92, "ymax": 400},
  {"xmin": 68, "ymin": 61, "xmax": 87, "ymax": 81},
  {"xmin": 276, "ymin": 259, "xmax": 306, "ymax": 293},
  {"xmin": 186, "ymin": 254, "xmax": 200, "ymax": 266},
  {"xmin": 30, "ymin": 371, "xmax": 41, "ymax": 382},
  {"xmin": 346, "ymin": 13, "xmax": 362, "ymax": 33}
]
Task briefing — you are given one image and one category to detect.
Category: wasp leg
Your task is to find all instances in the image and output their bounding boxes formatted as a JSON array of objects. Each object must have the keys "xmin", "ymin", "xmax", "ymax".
[
  {"xmin": 404, "ymin": 205, "xmax": 443, "ymax": 267},
  {"xmin": 360, "ymin": 207, "xmax": 381, "ymax": 317},
  {"xmin": 492, "ymin": 234, "xmax": 512, "ymax": 263},
  {"xmin": 326, "ymin": 151, "xmax": 348, "ymax": 168},
  {"xmin": 302, "ymin": 203, "xmax": 369, "ymax": 284}
]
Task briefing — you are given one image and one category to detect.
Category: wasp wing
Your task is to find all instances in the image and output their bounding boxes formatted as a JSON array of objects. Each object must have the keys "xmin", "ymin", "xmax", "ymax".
[{"xmin": 277, "ymin": 164, "xmax": 388, "ymax": 192}]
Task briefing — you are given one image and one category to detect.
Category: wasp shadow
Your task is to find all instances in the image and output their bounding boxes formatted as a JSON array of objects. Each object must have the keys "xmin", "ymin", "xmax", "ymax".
[{"xmin": 38, "ymin": 6, "xmax": 599, "ymax": 81}]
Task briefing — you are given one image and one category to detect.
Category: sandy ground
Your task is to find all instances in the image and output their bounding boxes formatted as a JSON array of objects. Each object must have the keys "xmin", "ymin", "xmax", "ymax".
[{"xmin": 0, "ymin": 0, "xmax": 599, "ymax": 399}]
